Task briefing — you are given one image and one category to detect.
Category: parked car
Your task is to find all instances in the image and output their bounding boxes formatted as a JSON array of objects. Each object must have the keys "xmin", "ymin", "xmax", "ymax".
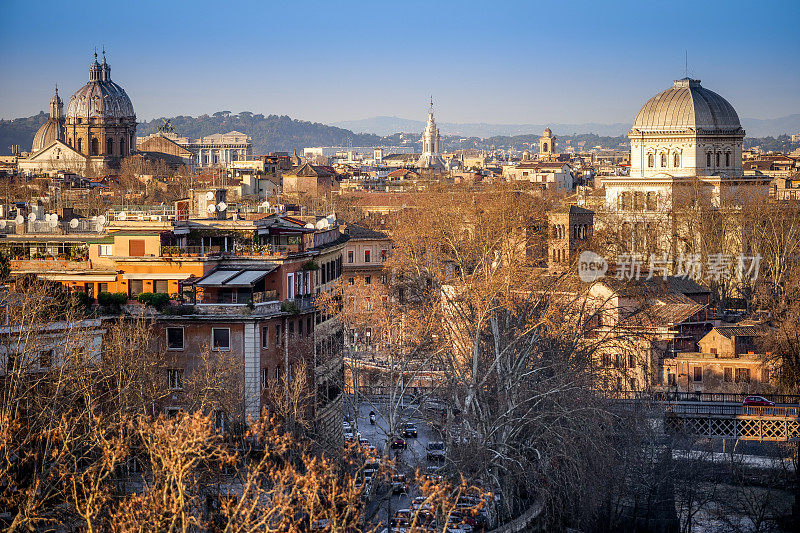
[
  {"xmin": 743, "ymin": 396, "xmax": 775, "ymax": 407},
  {"xmin": 391, "ymin": 473, "xmax": 407, "ymax": 494},
  {"xmin": 401, "ymin": 422, "xmax": 418, "ymax": 438},
  {"xmin": 391, "ymin": 509, "xmax": 412, "ymax": 533},
  {"xmin": 426, "ymin": 441, "xmax": 446, "ymax": 460},
  {"xmin": 391, "ymin": 437, "xmax": 407, "ymax": 450}
]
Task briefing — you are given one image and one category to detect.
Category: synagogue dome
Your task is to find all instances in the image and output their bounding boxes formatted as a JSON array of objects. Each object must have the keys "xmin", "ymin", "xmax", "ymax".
[{"xmin": 632, "ymin": 78, "xmax": 742, "ymax": 134}]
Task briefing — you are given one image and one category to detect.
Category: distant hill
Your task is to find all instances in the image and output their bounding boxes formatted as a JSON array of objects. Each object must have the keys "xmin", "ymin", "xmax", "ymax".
[
  {"xmin": 2, "ymin": 110, "xmax": 798, "ymax": 156},
  {"xmin": 136, "ymin": 112, "xmax": 382, "ymax": 154},
  {"xmin": 334, "ymin": 115, "xmax": 800, "ymax": 139},
  {"xmin": 333, "ymin": 116, "xmax": 632, "ymax": 137},
  {"xmin": 0, "ymin": 112, "xmax": 48, "ymax": 155}
]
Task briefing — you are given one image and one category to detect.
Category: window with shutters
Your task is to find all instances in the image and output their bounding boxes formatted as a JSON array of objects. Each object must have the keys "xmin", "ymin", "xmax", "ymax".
[
  {"xmin": 128, "ymin": 239, "xmax": 145, "ymax": 256},
  {"xmin": 724, "ymin": 367, "xmax": 733, "ymax": 382},
  {"xmin": 129, "ymin": 279, "xmax": 144, "ymax": 297},
  {"xmin": 735, "ymin": 368, "xmax": 750, "ymax": 383}
]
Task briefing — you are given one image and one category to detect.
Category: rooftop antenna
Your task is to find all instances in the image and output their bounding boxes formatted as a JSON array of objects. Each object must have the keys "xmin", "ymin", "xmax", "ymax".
[{"xmin": 684, "ymin": 50, "xmax": 688, "ymax": 78}]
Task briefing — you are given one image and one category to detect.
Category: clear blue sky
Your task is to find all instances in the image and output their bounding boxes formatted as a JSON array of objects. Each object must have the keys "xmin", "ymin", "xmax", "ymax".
[{"xmin": 1, "ymin": 0, "xmax": 798, "ymax": 125}]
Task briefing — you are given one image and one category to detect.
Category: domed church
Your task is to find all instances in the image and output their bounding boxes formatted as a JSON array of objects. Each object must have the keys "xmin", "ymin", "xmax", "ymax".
[
  {"xmin": 601, "ymin": 77, "xmax": 771, "ymax": 257},
  {"xmin": 21, "ymin": 52, "xmax": 136, "ymax": 175}
]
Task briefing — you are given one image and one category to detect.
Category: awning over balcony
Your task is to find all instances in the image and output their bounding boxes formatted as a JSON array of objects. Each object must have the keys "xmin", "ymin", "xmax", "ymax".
[{"xmin": 195, "ymin": 267, "xmax": 276, "ymax": 288}]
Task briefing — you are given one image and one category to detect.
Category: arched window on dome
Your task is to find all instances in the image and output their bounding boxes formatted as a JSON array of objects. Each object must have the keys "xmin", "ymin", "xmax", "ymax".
[
  {"xmin": 673, "ymin": 152, "xmax": 680, "ymax": 168},
  {"xmin": 91, "ymin": 138, "xmax": 99, "ymax": 156},
  {"xmin": 660, "ymin": 153, "xmax": 667, "ymax": 168},
  {"xmin": 707, "ymin": 152, "xmax": 712, "ymax": 167},
  {"xmin": 716, "ymin": 152, "xmax": 721, "ymax": 167},
  {"xmin": 725, "ymin": 152, "xmax": 731, "ymax": 167},
  {"xmin": 120, "ymin": 138, "xmax": 126, "ymax": 155},
  {"xmin": 647, "ymin": 154, "xmax": 654, "ymax": 168},
  {"xmin": 106, "ymin": 138, "xmax": 114, "ymax": 155}
]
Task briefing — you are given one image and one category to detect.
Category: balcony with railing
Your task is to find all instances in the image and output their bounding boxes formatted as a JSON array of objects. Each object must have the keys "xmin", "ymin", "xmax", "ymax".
[{"xmin": 161, "ymin": 243, "xmax": 304, "ymax": 259}]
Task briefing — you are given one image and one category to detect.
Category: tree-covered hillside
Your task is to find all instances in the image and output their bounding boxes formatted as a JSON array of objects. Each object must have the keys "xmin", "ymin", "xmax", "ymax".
[
  {"xmin": 0, "ymin": 112, "xmax": 48, "ymax": 155},
  {"xmin": 136, "ymin": 112, "xmax": 383, "ymax": 154}
]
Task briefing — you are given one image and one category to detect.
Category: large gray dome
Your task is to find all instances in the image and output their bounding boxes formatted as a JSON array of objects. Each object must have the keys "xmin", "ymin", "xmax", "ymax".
[
  {"xmin": 66, "ymin": 56, "xmax": 135, "ymax": 120},
  {"xmin": 632, "ymin": 78, "xmax": 742, "ymax": 134}
]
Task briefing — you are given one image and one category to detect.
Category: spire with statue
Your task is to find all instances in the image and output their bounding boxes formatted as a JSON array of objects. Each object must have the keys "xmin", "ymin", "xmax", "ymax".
[{"xmin": 416, "ymin": 97, "xmax": 446, "ymax": 170}]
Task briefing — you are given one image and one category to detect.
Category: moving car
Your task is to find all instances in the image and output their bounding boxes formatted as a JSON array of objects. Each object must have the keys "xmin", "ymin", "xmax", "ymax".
[
  {"xmin": 401, "ymin": 422, "xmax": 418, "ymax": 438},
  {"xmin": 390, "ymin": 437, "xmax": 407, "ymax": 450},
  {"xmin": 743, "ymin": 395, "xmax": 775, "ymax": 407}
]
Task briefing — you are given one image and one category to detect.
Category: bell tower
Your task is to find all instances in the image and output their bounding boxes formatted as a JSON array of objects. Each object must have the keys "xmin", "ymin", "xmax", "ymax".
[{"xmin": 539, "ymin": 127, "xmax": 556, "ymax": 159}]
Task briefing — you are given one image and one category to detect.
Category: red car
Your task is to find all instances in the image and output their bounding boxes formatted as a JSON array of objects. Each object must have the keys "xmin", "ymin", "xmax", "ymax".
[
  {"xmin": 390, "ymin": 437, "xmax": 407, "ymax": 450},
  {"xmin": 743, "ymin": 396, "xmax": 774, "ymax": 407}
]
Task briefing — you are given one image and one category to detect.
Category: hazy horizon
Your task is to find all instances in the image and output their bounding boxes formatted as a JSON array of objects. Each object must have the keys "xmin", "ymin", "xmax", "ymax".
[{"xmin": 1, "ymin": 0, "xmax": 798, "ymax": 125}]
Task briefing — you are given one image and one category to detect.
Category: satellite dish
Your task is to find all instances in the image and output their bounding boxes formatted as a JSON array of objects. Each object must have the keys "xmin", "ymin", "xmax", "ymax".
[
  {"xmin": 315, "ymin": 220, "xmax": 325, "ymax": 230},
  {"xmin": 118, "ymin": 212, "xmax": 127, "ymax": 221},
  {"xmin": 28, "ymin": 213, "xmax": 36, "ymax": 222},
  {"xmin": 305, "ymin": 222, "xmax": 315, "ymax": 229},
  {"xmin": 15, "ymin": 215, "xmax": 24, "ymax": 225},
  {"xmin": 95, "ymin": 224, "xmax": 104, "ymax": 233},
  {"xmin": 0, "ymin": 220, "xmax": 6, "ymax": 229},
  {"xmin": 321, "ymin": 219, "xmax": 330, "ymax": 228},
  {"xmin": 97, "ymin": 215, "xmax": 106, "ymax": 225},
  {"xmin": 206, "ymin": 191, "xmax": 215, "ymax": 200},
  {"xmin": 69, "ymin": 218, "xmax": 79, "ymax": 229},
  {"xmin": 217, "ymin": 201, "xmax": 227, "ymax": 211},
  {"xmin": 48, "ymin": 216, "xmax": 58, "ymax": 228},
  {"xmin": 207, "ymin": 204, "xmax": 216, "ymax": 213}
]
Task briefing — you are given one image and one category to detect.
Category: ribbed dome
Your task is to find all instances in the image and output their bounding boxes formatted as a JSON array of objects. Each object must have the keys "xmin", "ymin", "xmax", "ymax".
[
  {"xmin": 632, "ymin": 78, "xmax": 742, "ymax": 134},
  {"xmin": 66, "ymin": 55, "xmax": 135, "ymax": 120},
  {"xmin": 32, "ymin": 119, "xmax": 63, "ymax": 151}
]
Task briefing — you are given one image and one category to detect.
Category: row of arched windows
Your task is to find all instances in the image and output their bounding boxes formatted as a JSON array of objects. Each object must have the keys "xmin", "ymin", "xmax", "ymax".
[
  {"xmin": 706, "ymin": 151, "xmax": 732, "ymax": 168},
  {"xmin": 647, "ymin": 151, "xmax": 681, "ymax": 169},
  {"xmin": 618, "ymin": 191, "xmax": 660, "ymax": 211},
  {"xmin": 68, "ymin": 136, "xmax": 127, "ymax": 156},
  {"xmin": 621, "ymin": 221, "xmax": 655, "ymax": 252},
  {"xmin": 552, "ymin": 224, "xmax": 589, "ymax": 241}
]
